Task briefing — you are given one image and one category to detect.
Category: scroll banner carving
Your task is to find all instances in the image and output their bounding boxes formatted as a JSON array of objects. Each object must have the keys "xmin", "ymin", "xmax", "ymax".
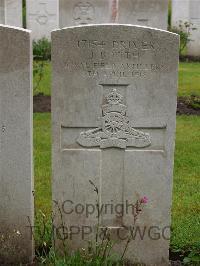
[{"xmin": 77, "ymin": 88, "xmax": 151, "ymax": 149}]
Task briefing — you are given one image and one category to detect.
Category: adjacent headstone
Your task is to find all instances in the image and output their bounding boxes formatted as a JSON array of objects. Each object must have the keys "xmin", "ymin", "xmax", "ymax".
[
  {"xmin": 171, "ymin": 0, "xmax": 190, "ymax": 23},
  {"xmin": 59, "ymin": 0, "xmax": 168, "ymax": 30},
  {"xmin": 52, "ymin": 25, "xmax": 179, "ymax": 265},
  {"xmin": 59, "ymin": 0, "xmax": 115, "ymax": 28},
  {"xmin": 0, "ymin": 0, "xmax": 22, "ymax": 27},
  {"xmin": 5, "ymin": 0, "xmax": 23, "ymax": 28},
  {"xmin": 172, "ymin": 0, "xmax": 200, "ymax": 56},
  {"xmin": 0, "ymin": 0, "xmax": 5, "ymax": 24},
  {"xmin": 187, "ymin": 0, "xmax": 200, "ymax": 56},
  {"xmin": 26, "ymin": 0, "xmax": 59, "ymax": 40},
  {"xmin": 118, "ymin": 0, "xmax": 169, "ymax": 30},
  {"xmin": 0, "ymin": 25, "xmax": 33, "ymax": 264}
]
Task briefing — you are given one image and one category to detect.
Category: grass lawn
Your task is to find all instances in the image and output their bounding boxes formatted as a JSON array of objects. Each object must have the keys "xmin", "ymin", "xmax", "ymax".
[
  {"xmin": 172, "ymin": 116, "xmax": 200, "ymax": 250},
  {"xmin": 34, "ymin": 113, "xmax": 52, "ymax": 213},
  {"xmin": 34, "ymin": 113, "xmax": 200, "ymax": 252},
  {"xmin": 33, "ymin": 61, "xmax": 51, "ymax": 96},
  {"xmin": 179, "ymin": 62, "xmax": 200, "ymax": 96},
  {"xmin": 33, "ymin": 62, "xmax": 200, "ymax": 97}
]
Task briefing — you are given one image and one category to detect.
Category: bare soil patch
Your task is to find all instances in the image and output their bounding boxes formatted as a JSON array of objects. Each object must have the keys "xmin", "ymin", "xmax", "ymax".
[{"xmin": 33, "ymin": 95, "xmax": 200, "ymax": 115}]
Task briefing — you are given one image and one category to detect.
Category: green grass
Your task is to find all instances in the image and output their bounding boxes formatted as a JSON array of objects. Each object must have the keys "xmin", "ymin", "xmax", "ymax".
[
  {"xmin": 33, "ymin": 62, "xmax": 200, "ymax": 97},
  {"xmin": 33, "ymin": 61, "xmax": 51, "ymax": 96},
  {"xmin": 171, "ymin": 116, "xmax": 200, "ymax": 250},
  {"xmin": 34, "ymin": 113, "xmax": 52, "ymax": 214},
  {"xmin": 34, "ymin": 113, "xmax": 200, "ymax": 252},
  {"xmin": 178, "ymin": 62, "xmax": 200, "ymax": 96}
]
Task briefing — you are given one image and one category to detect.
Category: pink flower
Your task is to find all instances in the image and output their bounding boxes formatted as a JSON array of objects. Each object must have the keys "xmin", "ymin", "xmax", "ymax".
[{"xmin": 140, "ymin": 196, "xmax": 148, "ymax": 204}]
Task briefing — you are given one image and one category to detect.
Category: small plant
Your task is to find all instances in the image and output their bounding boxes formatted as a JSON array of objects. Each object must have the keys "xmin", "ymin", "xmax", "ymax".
[
  {"xmin": 169, "ymin": 20, "xmax": 196, "ymax": 55},
  {"xmin": 183, "ymin": 242, "xmax": 200, "ymax": 265},
  {"xmin": 120, "ymin": 196, "xmax": 148, "ymax": 262},
  {"xmin": 185, "ymin": 95, "xmax": 200, "ymax": 110},
  {"xmin": 88, "ymin": 180, "xmax": 148, "ymax": 264},
  {"xmin": 88, "ymin": 179, "xmax": 118, "ymax": 264},
  {"xmin": 33, "ymin": 38, "xmax": 51, "ymax": 94},
  {"xmin": 34, "ymin": 210, "xmax": 53, "ymax": 257},
  {"xmin": 33, "ymin": 38, "xmax": 51, "ymax": 61},
  {"xmin": 35, "ymin": 180, "xmax": 148, "ymax": 265},
  {"xmin": 33, "ymin": 61, "xmax": 47, "ymax": 95}
]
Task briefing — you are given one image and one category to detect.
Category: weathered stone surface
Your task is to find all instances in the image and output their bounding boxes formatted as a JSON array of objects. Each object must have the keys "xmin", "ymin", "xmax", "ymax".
[
  {"xmin": 172, "ymin": 0, "xmax": 200, "ymax": 56},
  {"xmin": 52, "ymin": 25, "xmax": 179, "ymax": 265},
  {"xmin": 171, "ymin": 0, "xmax": 190, "ymax": 22},
  {"xmin": 0, "ymin": 0, "xmax": 22, "ymax": 27},
  {"xmin": 5, "ymin": 0, "xmax": 22, "ymax": 27},
  {"xmin": 59, "ymin": 0, "xmax": 168, "ymax": 30},
  {"xmin": 59, "ymin": 0, "xmax": 114, "ymax": 28},
  {"xmin": 26, "ymin": 0, "xmax": 59, "ymax": 40},
  {"xmin": 0, "ymin": 0, "xmax": 5, "ymax": 24},
  {"xmin": 118, "ymin": 0, "xmax": 168, "ymax": 30},
  {"xmin": 187, "ymin": 0, "xmax": 200, "ymax": 56},
  {"xmin": 0, "ymin": 25, "xmax": 33, "ymax": 264}
]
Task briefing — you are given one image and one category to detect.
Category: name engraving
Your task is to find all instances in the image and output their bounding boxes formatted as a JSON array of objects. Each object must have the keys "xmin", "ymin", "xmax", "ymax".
[{"xmin": 64, "ymin": 38, "xmax": 170, "ymax": 79}]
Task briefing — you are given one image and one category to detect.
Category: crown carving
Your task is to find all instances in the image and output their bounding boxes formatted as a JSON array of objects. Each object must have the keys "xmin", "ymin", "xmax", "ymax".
[
  {"xmin": 77, "ymin": 86, "xmax": 151, "ymax": 149},
  {"xmin": 102, "ymin": 89, "xmax": 127, "ymax": 115}
]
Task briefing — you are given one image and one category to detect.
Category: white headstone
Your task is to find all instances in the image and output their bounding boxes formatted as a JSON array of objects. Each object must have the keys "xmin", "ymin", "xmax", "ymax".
[
  {"xmin": 59, "ymin": 0, "xmax": 114, "ymax": 28},
  {"xmin": 171, "ymin": 0, "xmax": 190, "ymax": 22},
  {"xmin": 52, "ymin": 25, "xmax": 179, "ymax": 265},
  {"xmin": 5, "ymin": 0, "xmax": 22, "ymax": 28},
  {"xmin": 0, "ymin": 25, "xmax": 33, "ymax": 264},
  {"xmin": 172, "ymin": 0, "xmax": 200, "ymax": 56},
  {"xmin": 59, "ymin": 0, "xmax": 168, "ymax": 30},
  {"xmin": 26, "ymin": 0, "xmax": 59, "ymax": 40},
  {"xmin": 118, "ymin": 0, "xmax": 168, "ymax": 30},
  {"xmin": 187, "ymin": 0, "xmax": 200, "ymax": 56},
  {"xmin": 0, "ymin": 0, "xmax": 22, "ymax": 27}
]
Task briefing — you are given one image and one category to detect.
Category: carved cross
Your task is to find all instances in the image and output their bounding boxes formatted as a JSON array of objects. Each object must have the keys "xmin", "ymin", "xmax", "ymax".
[{"xmin": 61, "ymin": 84, "xmax": 166, "ymax": 228}]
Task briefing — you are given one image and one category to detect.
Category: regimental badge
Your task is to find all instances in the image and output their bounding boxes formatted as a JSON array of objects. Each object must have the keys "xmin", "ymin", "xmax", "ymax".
[
  {"xmin": 73, "ymin": 2, "xmax": 94, "ymax": 25},
  {"xmin": 77, "ymin": 89, "xmax": 151, "ymax": 149}
]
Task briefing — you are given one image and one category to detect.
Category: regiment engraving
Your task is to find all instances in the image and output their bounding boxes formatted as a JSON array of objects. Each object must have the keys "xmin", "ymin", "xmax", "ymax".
[
  {"xmin": 29, "ymin": 2, "xmax": 56, "ymax": 25},
  {"xmin": 77, "ymin": 88, "xmax": 151, "ymax": 149}
]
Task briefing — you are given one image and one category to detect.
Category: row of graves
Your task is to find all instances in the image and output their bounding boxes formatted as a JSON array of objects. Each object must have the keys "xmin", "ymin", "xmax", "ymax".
[{"xmin": 0, "ymin": 0, "xmax": 200, "ymax": 55}]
